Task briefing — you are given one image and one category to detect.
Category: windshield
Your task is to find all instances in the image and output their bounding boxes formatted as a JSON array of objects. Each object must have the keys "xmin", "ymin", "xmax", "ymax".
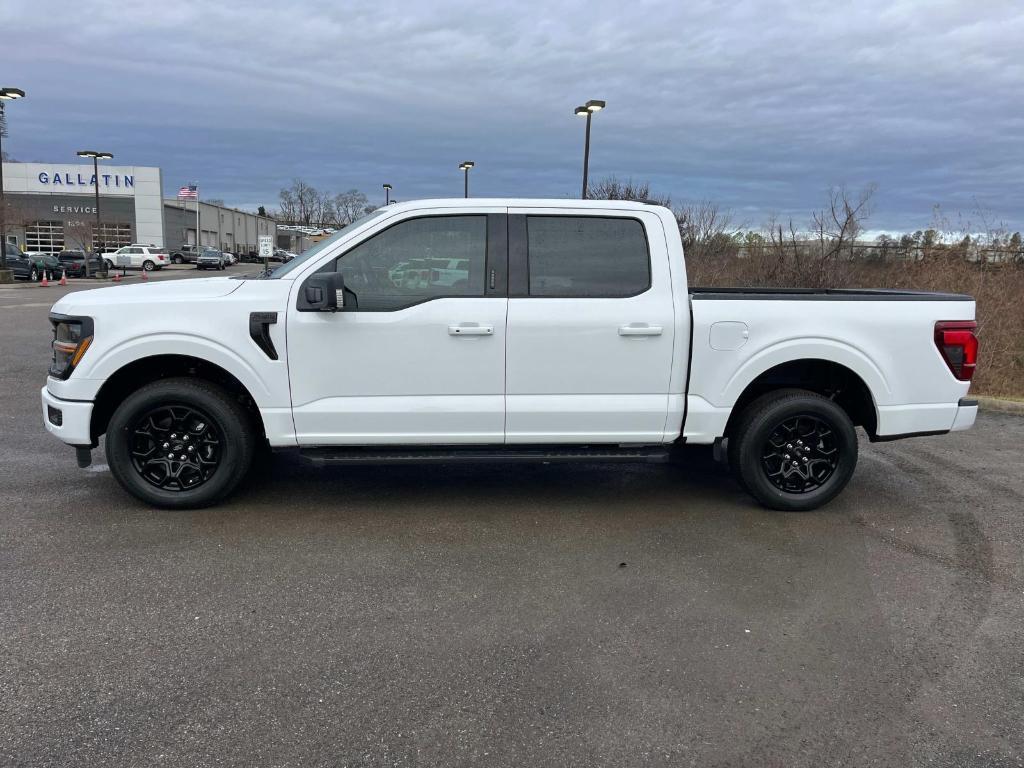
[{"xmin": 268, "ymin": 208, "xmax": 391, "ymax": 278}]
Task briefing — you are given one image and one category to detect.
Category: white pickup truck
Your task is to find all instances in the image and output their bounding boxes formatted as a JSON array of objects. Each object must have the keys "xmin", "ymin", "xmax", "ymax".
[{"xmin": 41, "ymin": 199, "xmax": 979, "ymax": 511}]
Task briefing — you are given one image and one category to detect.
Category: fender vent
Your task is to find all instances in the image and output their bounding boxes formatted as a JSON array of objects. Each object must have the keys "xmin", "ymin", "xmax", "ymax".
[{"xmin": 249, "ymin": 312, "xmax": 279, "ymax": 360}]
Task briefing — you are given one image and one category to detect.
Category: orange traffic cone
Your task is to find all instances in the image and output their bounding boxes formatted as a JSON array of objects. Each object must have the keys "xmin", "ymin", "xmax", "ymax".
[
  {"xmin": 40, "ymin": 269, "xmax": 49, "ymax": 287},
  {"xmin": 141, "ymin": 269, "xmax": 149, "ymax": 281},
  {"xmin": 112, "ymin": 272, "xmax": 121, "ymax": 282},
  {"xmin": 59, "ymin": 269, "xmax": 67, "ymax": 286}
]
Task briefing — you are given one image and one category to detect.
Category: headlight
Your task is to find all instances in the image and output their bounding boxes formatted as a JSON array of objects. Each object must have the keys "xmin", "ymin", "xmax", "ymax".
[{"xmin": 49, "ymin": 313, "xmax": 94, "ymax": 379}]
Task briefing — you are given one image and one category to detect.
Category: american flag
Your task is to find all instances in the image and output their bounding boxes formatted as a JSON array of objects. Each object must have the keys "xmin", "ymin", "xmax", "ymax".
[{"xmin": 177, "ymin": 184, "xmax": 198, "ymax": 199}]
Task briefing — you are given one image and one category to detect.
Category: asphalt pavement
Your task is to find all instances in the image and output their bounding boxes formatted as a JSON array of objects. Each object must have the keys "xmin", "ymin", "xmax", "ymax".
[{"xmin": 1, "ymin": 268, "xmax": 1022, "ymax": 767}]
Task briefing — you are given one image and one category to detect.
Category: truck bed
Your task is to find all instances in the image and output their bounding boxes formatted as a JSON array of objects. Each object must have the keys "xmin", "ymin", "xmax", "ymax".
[{"xmin": 683, "ymin": 288, "xmax": 976, "ymax": 443}]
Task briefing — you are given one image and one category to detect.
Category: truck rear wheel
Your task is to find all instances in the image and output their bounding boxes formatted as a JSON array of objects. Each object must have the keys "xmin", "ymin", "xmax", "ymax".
[
  {"xmin": 728, "ymin": 389, "xmax": 857, "ymax": 511},
  {"xmin": 105, "ymin": 378, "xmax": 255, "ymax": 509}
]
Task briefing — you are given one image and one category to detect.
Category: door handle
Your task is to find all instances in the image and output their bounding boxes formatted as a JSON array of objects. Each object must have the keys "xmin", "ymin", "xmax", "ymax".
[
  {"xmin": 618, "ymin": 324, "xmax": 663, "ymax": 337},
  {"xmin": 448, "ymin": 324, "xmax": 494, "ymax": 336}
]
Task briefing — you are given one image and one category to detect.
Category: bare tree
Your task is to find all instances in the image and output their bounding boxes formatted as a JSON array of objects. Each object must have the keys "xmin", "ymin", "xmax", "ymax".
[
  {"xmin": 63, "ymin": 220, "xmax": 94, "ymax": 253},
  {"xmin": 587, "ymin": 176, "xmax": 671, "ymax": 206},
  {"xmin": 332, "ymin": 189, "xmax": 370, "ymax": 227},
  {"xmin": 804, "ymin": 184, "xmax": 876, "ymax": 287},
  {"xmin": 277, "ymin": 179, "xmax": 324, "ymax": 226},
  {"xmin": 673, "ymin": 200, "xmax": 740, "ymax": 284}
]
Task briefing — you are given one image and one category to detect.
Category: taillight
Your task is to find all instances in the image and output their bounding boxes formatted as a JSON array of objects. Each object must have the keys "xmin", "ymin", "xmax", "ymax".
[{"xmin": 934, "ymin": 320, "xmax": 978, "ymax": 381}]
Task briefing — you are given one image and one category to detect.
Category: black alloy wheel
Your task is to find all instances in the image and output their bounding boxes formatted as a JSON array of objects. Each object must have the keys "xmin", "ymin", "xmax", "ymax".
[
  {"xmin": 728, "ymin": 389, "xmax": 858, "ymax": 511},
  {"xmin": 759, "ymin": 415, "xmax": 839, "ymax": 494},
  {"xmin": 106, "ymin": 378, "xmax": 256, "ymax": 508},
  {"xmin": 129, "ymin": 404, "xmax": 222, "ymax": 491}
]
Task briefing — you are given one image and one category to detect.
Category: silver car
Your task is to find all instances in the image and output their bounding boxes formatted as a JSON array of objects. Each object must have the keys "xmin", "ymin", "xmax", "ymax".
[{"xmin": 195, "ymin": 247, "xmax": 225, "ymax": 271}]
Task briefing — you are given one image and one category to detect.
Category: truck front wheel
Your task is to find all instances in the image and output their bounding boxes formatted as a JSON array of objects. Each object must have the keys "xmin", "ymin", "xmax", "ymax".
[
  {"xmin": 728, "ymin": 389, "xmax": 858, "ymax": 512},
  {"xmin": 105, "ymin": 378, "xmax": 255, "ymax": 509}
]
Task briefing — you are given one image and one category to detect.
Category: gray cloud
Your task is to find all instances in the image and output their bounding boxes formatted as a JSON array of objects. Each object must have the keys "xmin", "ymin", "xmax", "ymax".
[{"xmin": 3, "ymin": 0, "xmax": 1022, "ymax": 231}]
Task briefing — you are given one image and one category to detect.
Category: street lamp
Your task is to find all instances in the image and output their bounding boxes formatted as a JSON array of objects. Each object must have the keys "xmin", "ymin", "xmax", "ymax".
[
  {"xmin": 77, "ymin": 150, "xmax": 114, "ymax": 278},
  {"xmin": 383, "ymin": 183, "xmax": 392, "ymax": 205},
  {"xmin": 0, "ymin": 87, "xmax": 26, "ymax": 281},
  {"xmin": 458, "ymin": 161, "xmax": 474, "ymax": 198},
  {"xmin": 574, "ymin": 99, "xmax": 605, "ymax": 199}
]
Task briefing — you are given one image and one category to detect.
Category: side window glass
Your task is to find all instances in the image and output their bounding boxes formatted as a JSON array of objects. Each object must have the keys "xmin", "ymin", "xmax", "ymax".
[
  {"xmin": 526, "ymin": 216, "xmax": 650, "ymax": 298},
  {"xmin": 335, "ymin": 216, "xmax": 487, "ymax": 311}
]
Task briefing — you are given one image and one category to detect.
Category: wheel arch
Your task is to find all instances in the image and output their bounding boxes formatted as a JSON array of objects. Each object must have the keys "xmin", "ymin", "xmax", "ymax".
[
  {"xmin": 90, "ymin": 353, "xmax": 266, "ymax": 444},
  {"xmin": 723, "ymin": 358, "xmax": 879, "ymax": 439}
]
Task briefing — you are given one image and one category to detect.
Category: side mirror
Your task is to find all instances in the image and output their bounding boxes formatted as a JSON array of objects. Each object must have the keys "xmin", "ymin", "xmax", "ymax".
[{"xmin": 300, "ymin": 271, "xmax": 347, "ymax": 312}]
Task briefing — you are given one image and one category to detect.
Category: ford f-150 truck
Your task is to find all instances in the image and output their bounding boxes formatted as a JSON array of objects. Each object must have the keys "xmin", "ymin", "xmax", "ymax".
[{"xmin": 41, "ymin": 199, "xmax": 979, "ymax": 511}]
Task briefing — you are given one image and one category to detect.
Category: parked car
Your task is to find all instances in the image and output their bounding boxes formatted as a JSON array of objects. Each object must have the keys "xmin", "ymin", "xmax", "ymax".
[
  {"xmin": 196, "ymin": 247, "xmax": 226, "ymax": 271},
  {"xmin": 41, "ymin": 199, "xmax": 979, "ymax": 511},
  {"xmin": 4, "ymin": 244, "xmax": 37, "ymax": 280},
  {"xmin": 57, "ymin": 250, "xmax": 106, "ymax": 278},
  {"xmin": 102, "ymin": 244, "xmax": 170, "ymax": 271},
  {"xmin": 170, "ymin": 244, "xmax": 199, "ymax": 264},
  {"xmin": 220, "ymin": 251, "xmax": 238, "ymax": 266},
  {"xmin": 19, "ymin": 252, "xmax": 63, "ymax": 281},
  {"xmin": 271, "ymin": 248, "xmax": 297, "ymax": 263}
]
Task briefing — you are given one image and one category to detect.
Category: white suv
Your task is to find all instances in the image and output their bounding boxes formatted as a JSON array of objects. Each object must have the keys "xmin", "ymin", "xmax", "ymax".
[{"xmin": 103, "ymin": 245, "xmax": 170, "ymax": 272}]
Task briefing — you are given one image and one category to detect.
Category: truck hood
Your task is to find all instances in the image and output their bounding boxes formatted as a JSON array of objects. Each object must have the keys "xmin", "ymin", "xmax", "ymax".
[{"xmin": 51, "ymin": 277, "xmax": 243, "ymax": 314}]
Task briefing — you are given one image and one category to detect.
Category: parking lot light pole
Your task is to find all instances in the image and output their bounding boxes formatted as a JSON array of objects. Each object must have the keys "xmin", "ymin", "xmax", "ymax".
[
  {"xmin": 77, "ymin": 150, "xmax": 114, "ymax": 278},
  {"xmin": 458, "ymin": 162, "xmax": 474, "ymax": 198},
  {"xmin": 575, "ymin": 99, "xmax": 605, "ymax": 199},
  {"xmin": 383, "ymin": 183, "xmax": 392, "ymax": 205},
  {"xmin": 0, "ymin": 87, "xmax": 26, "ymax": 281}
]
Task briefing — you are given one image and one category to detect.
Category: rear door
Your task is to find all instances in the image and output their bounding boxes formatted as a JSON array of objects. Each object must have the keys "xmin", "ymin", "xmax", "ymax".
[{"xmin": 505, "ymin": 208, "xmax": 676, "ymax": 443}]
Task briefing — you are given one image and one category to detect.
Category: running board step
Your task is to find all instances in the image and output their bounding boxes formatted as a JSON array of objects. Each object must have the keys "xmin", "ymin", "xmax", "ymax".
[{"xmin": 300, "ymin": 445, "xmax": 671, "ymax": 466}]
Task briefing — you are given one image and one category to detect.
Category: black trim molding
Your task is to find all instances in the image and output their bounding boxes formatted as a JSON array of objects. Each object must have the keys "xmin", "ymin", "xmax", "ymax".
[
  {"xmin": 249, "ymin": 312, "xmax": 279, "ymax": 360},
  {"xmin": 690, "ymin": 287, "xmax": 973, "ymax": 302},
  {"xmin": 869, "ymin": 429, "xmax": 949, "ymax": 443}
]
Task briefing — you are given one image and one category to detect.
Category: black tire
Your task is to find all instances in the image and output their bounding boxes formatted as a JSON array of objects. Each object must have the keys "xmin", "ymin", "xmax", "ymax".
[
  {"xmin": 142, "ymin": 260, "xmax": 155, "ymax": 271},
  {"xmin": 728, "ymin": 388, "xmax": 857, "ymax": 512},
  {"xmin": 105, "ymin": 378, "xmax": 256, "ymax": 509},
  {"xmin": 30, "ymin": 267, "xmax": 39, "ymax": 282},
  {"xmin": 172, "ymin": 255, "xmax": 183, "ymax": 265}
]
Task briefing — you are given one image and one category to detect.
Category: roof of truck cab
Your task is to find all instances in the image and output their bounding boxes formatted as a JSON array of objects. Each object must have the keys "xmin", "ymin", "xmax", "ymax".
[{"xmin": 379, "ymin": 198, "xmax": 669, "ymax": 212}]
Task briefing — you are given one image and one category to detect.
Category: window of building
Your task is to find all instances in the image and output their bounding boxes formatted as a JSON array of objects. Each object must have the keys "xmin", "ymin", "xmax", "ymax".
[
  {"xmin": 25, "ymin": 221, "xmax": 65, "ymax": 252},
  {"xmin": 526, "ymin": 216, "xmax": 650, "ymax": 298},
  {"xmin": 332, "ymin": 215, "xmax": 487, "ymax": 311}
]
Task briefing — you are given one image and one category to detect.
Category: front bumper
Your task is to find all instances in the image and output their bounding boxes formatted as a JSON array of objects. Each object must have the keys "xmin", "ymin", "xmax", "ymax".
[{"xmin": 41, "ymin": 387, "xmax": 94, "ymax": 446}]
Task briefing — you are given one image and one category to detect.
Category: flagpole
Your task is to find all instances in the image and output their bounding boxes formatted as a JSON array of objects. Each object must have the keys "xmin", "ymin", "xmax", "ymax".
[{"xmin": 195, "ymin": 184, "xmax": 200, "ymax": 248}]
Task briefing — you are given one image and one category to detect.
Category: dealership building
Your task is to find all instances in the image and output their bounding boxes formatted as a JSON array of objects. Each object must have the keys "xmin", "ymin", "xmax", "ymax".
[{"xmin": 2, "ymin": 162, "xmax": 275, "ymax": 256}]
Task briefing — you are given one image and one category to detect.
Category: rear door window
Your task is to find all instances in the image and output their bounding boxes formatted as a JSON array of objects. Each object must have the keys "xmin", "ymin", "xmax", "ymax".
[{"xmin": 526, "ymin": 216, "xmax": 650, "ymax": 298}]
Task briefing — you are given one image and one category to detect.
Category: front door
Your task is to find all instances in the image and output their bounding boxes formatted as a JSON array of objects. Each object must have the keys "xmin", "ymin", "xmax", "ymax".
[
  {"xmin": 287, "ymin": 211, "xmax": 508, "ymax": 445},
  {"xmin": 505, "ymin": 208, "xmax": 676, "ymax": 443}
]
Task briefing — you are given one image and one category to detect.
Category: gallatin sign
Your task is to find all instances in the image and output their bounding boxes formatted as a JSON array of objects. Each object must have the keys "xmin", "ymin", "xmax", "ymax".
[{"xmin": 36, "ymin": 171, "xmax": 134, "ymax": 189}]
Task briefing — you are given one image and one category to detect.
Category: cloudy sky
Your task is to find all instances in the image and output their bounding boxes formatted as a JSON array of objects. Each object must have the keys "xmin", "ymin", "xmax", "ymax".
[{"xmin": 3, "ymin": 0, "xmax": 1022, "ymax": 232}]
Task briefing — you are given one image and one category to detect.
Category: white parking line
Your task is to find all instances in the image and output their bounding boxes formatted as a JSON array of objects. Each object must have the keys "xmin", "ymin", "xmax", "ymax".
[{"xmin": 0, "ymin": 302, "xmax": 53, "ymax": 309}]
